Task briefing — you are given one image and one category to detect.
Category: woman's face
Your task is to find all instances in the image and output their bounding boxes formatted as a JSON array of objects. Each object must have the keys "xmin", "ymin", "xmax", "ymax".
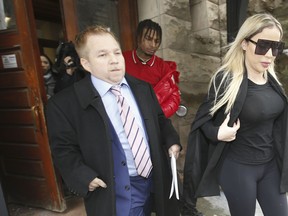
[
  {"xmin": 40, "ymin": 55, "xmax": 50, "ymax": 74},
  {"xmin": 242, "ymin": 26, "xmax": 282, "ymax": 75}
]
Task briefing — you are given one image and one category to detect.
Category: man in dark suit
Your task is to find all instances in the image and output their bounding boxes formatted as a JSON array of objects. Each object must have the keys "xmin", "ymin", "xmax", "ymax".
[{"xmin": 46, "ymin": 25, "xmax": 181, "ymax": 216}]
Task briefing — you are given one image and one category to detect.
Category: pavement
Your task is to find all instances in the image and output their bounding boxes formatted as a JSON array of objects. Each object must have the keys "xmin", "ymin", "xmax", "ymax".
[
  {"xmin": 7, "ymin": 192, "xmax": 288, "ymax": 216},
  {"xmin": 196, "ymin": 191, "xmax": 264, "ymax": 216},
  {"xmin": 197, "ymin": 192, "xmax": 288, "ymax": 216},
  {"xmin": 8, "ymin": 197, "xmax": 86, "ymax": 216}
]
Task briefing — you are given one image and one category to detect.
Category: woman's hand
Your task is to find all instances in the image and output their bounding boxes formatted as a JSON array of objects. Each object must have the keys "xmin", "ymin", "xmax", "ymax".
[{"xmin": 217, "ymin": 113, "xmax": 240, "ymax": 142}]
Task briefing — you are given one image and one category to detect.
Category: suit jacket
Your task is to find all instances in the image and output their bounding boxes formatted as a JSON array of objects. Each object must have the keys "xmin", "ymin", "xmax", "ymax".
[
  {"xmin": 109, "ymin": 119, "xmax": 131, "ymax": 216},
  {"xmin": 183, "ymin": 72, "xmax": 288, "ymax": 201},
  {"xmin": 46, "ymin": 74, "xmax": 181, "ymax": 216}
]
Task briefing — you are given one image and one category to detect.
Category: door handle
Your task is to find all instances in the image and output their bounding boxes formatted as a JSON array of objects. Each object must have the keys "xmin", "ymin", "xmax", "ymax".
[{"xmin": 32, "ymin": 105, "xmax": 42, "ymax": 133}]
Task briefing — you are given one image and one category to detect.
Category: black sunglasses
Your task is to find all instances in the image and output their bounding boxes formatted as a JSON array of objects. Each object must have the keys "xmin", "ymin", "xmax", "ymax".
[{"xmin": 245, "ymin": 38, "xmax": 285, "ymax": 56}]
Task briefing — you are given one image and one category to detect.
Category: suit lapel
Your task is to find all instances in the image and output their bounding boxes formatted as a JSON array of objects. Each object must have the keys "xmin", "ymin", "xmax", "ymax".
[
  {"xmin": 74, "ymin": 74, "xmax": 109, "ymax": 116},
  {"xmin": 125, "ymin": 75, "xmax": 150, "ymax": 120}
]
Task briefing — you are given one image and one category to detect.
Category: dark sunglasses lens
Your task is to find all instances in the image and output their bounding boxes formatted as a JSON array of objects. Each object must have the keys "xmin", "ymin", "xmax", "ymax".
[
  {"xmin": 255, "ymin": 40, "xmax": 270, "ymax": 55},
  {"xmin": 272, "ymin": 42, "xmax": 285, "ymax": 56},
  {"xmin": 255, "ymin": 39, "xmax": 285, "ymax": 56}
]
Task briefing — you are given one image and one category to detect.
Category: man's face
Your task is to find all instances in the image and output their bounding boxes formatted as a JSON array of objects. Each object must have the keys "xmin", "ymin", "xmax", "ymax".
[
  {"xmin": 138, "ymin": 28, "xmax": 161, "ymax": 57},
  {"xmin": 81, "ymin": 34, "xmax": 125, "ymax": 85}
]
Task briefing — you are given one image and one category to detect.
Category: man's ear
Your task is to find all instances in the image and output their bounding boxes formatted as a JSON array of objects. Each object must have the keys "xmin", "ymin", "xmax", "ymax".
[{"xmin": 81, "ymin": 58, "xmax": 91, "ymax": 72}]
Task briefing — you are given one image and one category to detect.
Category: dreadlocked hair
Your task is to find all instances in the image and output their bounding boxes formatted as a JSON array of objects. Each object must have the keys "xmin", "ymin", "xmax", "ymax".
[{"xmin": 136, "ymin": 19, "xmax": 162, "ymax": 44}]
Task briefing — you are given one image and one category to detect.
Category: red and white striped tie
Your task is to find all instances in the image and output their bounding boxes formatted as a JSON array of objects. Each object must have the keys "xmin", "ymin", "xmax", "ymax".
[{"xmin": 110, "ymin": 85, "xmax": 152, "ymax": 178}]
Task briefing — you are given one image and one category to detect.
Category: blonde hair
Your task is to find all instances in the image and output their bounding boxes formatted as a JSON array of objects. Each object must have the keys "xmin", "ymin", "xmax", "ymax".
[
  {"xmin": 74, "ymin": 25, "xmax": 119, "ymax": 58},
  {"xmin": 209, "ymin": 13, "xmax": 283, "ymax": 116}
]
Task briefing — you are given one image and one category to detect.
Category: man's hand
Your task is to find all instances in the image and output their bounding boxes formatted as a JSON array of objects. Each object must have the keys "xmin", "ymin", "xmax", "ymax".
[
  {"xmin": 168, "ymin": 144, "xmax": 181, "ymax": 159},
  {"xmin": 88, "ymin": 177, "xmax": 107, "ymax": 191}
]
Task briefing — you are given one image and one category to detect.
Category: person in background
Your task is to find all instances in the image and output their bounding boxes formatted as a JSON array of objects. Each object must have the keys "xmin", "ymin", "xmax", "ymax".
[
  {"xmin": 123, "ymin": 19, "xmax": 181, "ymax": 118},
  {"xmin": 53, "ymin": 41, "xmax": 87, "ymax": 93},
  {"xmin": 40, "ymin": 54, "xmax": 56, "ymax": 99},
  {"xmin": 183, "ymin": 13, "xmax": 288, "ymax": 216},
  {"xmin": 123, "ymin": 19, "xmax": 201, "ymax": 216},
  {"xmin": 46, "ymin": 25, "xmax": 181, "ymax": 216}
]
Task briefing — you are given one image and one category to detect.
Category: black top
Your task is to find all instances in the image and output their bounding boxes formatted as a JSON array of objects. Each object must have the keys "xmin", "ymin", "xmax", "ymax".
[{"xmin": 227, "ymin": 79, "xmax": 285, "ymax": 164}]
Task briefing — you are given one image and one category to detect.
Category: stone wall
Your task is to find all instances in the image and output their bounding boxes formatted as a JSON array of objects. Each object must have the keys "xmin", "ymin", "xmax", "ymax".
[
  {"xmin": 248, "ymin": 0, "xmax": 288, "ymax": 92},
  {"xmin": 137, "ymin": 0, "xmax": 288, "ymax": 174}
]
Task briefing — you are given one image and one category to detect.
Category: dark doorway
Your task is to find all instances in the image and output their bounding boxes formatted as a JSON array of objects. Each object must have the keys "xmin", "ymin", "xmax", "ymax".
[{"xmin": 0, "ymin": 0, "xmax": 138, "ymax": 213}]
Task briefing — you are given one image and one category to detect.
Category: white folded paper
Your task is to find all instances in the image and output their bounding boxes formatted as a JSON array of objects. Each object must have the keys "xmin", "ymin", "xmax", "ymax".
[{"xmin": 169, "ymin": 154, "xmax": 179, "ymax": 199}]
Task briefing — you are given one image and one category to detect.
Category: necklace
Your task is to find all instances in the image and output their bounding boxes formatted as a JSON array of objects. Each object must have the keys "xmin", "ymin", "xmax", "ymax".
[{"xmin": 136, "ymin": 50, "xmax": 150, "ymax": 64}]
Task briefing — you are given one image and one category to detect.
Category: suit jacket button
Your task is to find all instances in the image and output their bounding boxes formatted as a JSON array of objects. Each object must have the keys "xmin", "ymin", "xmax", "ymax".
[
  {"xmin": 121, "ymin": 161, "xmax": 126, "ymax": 166},
  {"xmin": 124, "ymin": 185, "xmax": 130, "ymax": 191}
]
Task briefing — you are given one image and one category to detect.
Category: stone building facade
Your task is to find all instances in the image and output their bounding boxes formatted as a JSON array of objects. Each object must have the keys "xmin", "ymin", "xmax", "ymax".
[{"xmin": 137, "ymin": 0, "xmax": 288, "ymax": 175}]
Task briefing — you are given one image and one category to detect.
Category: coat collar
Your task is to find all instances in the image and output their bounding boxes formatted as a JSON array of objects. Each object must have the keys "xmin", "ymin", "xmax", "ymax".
[
  {"xmin": 267, "ymin": 73, "xmax": 288, "ymax": 101},
  {"xmin": 73, "ymin": 74, "xmax": 149, "ymax": 114},
  {"xmin": 228, "ymin": 73, "xmax": 248, "ymax": 126},
  {"xmin": 132, "ymin": 49, "xmax": 156, "ymax": 66},
  {"xmin": 73, "ymin": 74, "xmax": 100, "ymax": 109},
  {"xmin": 124, "ymin": 74, "xmax": 151, "ymax": 120}
]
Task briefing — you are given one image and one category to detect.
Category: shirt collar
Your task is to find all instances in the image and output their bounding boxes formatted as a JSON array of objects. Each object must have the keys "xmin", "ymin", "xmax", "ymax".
[
  {"xmin": 132, "ymin": 50, "xmax": 156, "ymax": 67},
  {"xmin": 91, "ymin": 75, "xmax": 129, "ymax": 97}
]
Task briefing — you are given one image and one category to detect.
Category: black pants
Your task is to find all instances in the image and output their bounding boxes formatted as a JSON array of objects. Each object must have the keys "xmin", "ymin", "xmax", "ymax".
[{"xmin": 219, "ymin": 157, "xmax": 288, "ymax": 216}]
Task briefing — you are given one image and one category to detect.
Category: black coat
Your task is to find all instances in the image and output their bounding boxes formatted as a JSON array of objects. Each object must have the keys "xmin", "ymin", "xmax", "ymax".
[
  {"xmin": 46, "ymin": 74, "xmax": 181, "ymax": 216},
  {"xmin": 183, "ymin": 72, "xmax": 288, "ymax": 200}
]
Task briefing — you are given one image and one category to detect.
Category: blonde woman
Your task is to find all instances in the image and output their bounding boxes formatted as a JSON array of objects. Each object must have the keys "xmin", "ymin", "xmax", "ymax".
[{"xmin": 182, "ymin": 13, "xmax": 288, "ymax": 216}]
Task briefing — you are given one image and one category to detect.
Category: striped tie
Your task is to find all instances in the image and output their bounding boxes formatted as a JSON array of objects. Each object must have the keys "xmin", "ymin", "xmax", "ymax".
[{"xmin": 110, "ymin": 85, "xmax": 152, "ymax": 178}]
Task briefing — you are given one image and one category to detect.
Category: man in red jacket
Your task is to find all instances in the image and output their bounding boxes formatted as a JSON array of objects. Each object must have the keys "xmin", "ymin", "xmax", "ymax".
[
  {"xmin": 124, "ymin": 19, "xmax": 203, "ymax": 216},
  {"xmin": 123, "ymin": 19, "xmax": 180, "ymax": 118}
]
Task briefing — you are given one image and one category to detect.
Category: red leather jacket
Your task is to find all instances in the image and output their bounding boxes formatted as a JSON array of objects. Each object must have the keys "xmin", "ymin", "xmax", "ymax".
[{"xmin": 154, "ymin": 61, "xmax": 180, "ymax": 118}]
